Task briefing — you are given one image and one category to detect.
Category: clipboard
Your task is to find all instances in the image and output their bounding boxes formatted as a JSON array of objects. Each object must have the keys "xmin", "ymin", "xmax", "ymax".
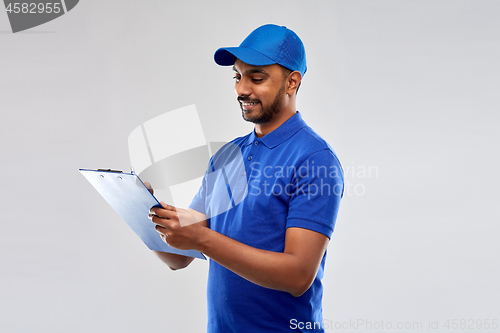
[{"xmin": 79, "ymin": 168, "xmax": 206, "ymax": 260}]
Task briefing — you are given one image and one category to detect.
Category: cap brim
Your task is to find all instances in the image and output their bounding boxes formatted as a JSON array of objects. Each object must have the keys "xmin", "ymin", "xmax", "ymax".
[{"xmin": 214, "ymin": 47, "xmax": 276, "ymax": 67}]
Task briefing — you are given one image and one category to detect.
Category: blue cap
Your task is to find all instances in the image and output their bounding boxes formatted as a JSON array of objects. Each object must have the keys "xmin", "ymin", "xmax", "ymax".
[{"xmin": 214, "ymin": 24, "xmax": 307, "ymax": 77}]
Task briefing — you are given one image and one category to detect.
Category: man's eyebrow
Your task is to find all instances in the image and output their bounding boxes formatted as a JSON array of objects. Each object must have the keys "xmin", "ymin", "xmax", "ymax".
[{"xmin": 232, "ymin": 66, "xmax": 269, "ymax": 76}]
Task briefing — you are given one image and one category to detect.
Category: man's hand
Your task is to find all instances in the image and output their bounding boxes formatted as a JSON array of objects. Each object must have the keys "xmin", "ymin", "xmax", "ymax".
[
  {"xmin": 149, "ymin": 202, "xmax": 208, "ymax": 251},
  {"xmin": 144, "ymin": 182, "xmax": 205, "ymax": 270},
  {"xmin": 144, "ymin": 182, "xmax": 154, "ymax": 195}
]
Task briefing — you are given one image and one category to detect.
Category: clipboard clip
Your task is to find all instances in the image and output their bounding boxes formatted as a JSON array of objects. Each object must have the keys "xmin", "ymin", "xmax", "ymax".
[{"xmin": 97, "ymin": 169, "xmax": 123, "ymax": 173}]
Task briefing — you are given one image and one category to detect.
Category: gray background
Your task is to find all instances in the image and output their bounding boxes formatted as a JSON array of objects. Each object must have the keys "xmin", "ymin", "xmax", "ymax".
[{"xmin": 1, "ymin": 1, "xmax": 499, "ymax": 332}]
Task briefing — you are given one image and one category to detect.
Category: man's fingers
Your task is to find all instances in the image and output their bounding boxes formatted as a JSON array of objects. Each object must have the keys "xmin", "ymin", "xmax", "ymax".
[
  {"xmin": 155, "ymin": 225, "xmax": 170, "ymax": 244},
  {"xmin": 149, "ymin": 205, "xmax": 180, "ymax": 242},
  {"xmin": 144, "ymin": 182, "xmax": 154, "ymax": 195},
  {"xmin": 149, "ymin": 203, "xmax": 177, "ymax": 222},
  {"xmin": 149, "ymin": 206, "xmax": 177, "ymax": 220},
  {"xmin": 154, "ymin": 223, "xmax": 168, "ymax": 234},
  {"xmin": 151, "ymin": 214, "xmax": 171, "ymax": 227},
  {"xmin": 160, "ymin": 233, "xmax": 168, "ymax": 244},
  {"xmin": 160, "ymin": 201, "xmax": 176, "ymax": 211}
]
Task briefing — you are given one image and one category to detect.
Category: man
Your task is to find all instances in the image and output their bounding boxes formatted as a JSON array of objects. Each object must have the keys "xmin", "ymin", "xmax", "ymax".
[{"xmin": 149, "ymin": 24, "xmax": 343, "ymax": 332}]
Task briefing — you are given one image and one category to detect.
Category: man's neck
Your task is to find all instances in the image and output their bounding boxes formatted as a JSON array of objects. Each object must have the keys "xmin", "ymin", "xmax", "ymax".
[{"xmin": 254, "ymin": 108, "xmax": 297, "ymax": 138}]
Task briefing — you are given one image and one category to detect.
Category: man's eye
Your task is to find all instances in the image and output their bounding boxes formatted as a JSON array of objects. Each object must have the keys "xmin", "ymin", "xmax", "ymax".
[
  {"xmin": 233, "ymin": 76, "xmax": 241, "ymax": 81},
  {"xmin": 252, "ymin": 78, "xmax": 263, "ymax": 83}
]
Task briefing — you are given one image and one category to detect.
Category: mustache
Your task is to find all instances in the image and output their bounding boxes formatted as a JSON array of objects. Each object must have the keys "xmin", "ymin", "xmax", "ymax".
[{"xmin": 237, "ymin": 96, "xmax": 260, "ymax": 104}]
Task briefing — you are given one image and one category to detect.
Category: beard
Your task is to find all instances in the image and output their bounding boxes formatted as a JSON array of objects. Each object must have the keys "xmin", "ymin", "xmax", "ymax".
[{"xmin": 238, "ymin": 82, "xmax": 286, "ymax": 125}]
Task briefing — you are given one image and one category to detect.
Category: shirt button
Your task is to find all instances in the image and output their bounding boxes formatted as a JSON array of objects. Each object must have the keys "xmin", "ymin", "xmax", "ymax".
[
  {"xmin": 242, "ymin": 171, "xmax": 246, "ymax": 176},
  {"xmin": 254, "ymin": 141, "xmax": 259, "ymax": 146},
  {"xmin": 248, "ymin": 156, "xmax": 253, "ymax": 161}
]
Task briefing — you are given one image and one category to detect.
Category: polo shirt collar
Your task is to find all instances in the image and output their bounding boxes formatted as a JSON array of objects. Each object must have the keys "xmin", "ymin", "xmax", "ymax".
[{"xmin": 245, "ymin": 111, "xmax": 307, "ymax": 149}]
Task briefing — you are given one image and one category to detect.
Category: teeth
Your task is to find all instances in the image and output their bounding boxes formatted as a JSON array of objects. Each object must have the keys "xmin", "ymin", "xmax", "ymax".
[{"xmin": 242, "ymin": 102, "xmax": 257, "ymax": 106}]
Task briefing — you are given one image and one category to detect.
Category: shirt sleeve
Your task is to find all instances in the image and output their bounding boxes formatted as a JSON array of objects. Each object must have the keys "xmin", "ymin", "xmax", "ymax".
[{"xmin": 286, "ymin": 149, "xmax": 344, "ymax": 239}]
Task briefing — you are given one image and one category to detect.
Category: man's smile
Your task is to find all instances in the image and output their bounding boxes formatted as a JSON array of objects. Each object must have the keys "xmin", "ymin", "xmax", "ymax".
[{"xmin": 238, "ymin": 99, "xmax": 261, "ymax": 111}]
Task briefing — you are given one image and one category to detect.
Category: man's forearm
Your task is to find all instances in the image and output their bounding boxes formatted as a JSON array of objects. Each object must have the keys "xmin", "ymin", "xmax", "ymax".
[
  {"xmin": 150, "ymin": 205, "xmax": 328, "ymax": 295},
  {"xmin": 153, "ymin": 251, "xmax": 194, "ymax": 270},
  {"xmin": 196, "ymin": 227, "xmax": 328, "ymax": 297}
]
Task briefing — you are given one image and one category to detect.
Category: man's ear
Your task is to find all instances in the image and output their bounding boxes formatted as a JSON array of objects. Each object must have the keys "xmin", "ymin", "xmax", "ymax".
[{"xmin": 286, "ymin": 71, "xmax": 302, "ymax": 95}]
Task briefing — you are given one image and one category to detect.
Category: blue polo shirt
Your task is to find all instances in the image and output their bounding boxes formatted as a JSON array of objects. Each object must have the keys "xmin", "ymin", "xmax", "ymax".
[{"xmin": 190, "ymin": 112, "xmax": 343, "ymax": 333}]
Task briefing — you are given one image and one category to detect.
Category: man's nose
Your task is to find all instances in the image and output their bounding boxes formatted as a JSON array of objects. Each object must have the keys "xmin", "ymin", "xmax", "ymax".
[{"xmin": 235, "ymin": 78, "xmax": 252, "ymax": 97}]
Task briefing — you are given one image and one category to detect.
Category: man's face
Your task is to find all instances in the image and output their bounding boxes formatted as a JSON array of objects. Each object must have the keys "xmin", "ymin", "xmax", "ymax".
[{"xmin": 233, "ymin": 59, "xmax": 287, "ymax": 124}]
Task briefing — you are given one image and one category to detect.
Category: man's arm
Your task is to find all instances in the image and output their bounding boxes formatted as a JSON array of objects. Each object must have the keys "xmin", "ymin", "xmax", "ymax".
[
  {"xmin": 150, "ymin": 203, "xmax": 328, "ymax": 297},
  {"xmin": 152, "ymin": 251, "xmax": 194, "ymax": 270},
  {"xmin": 200, "ymin": 225, "xmax": 328, "ymax": 297}
]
